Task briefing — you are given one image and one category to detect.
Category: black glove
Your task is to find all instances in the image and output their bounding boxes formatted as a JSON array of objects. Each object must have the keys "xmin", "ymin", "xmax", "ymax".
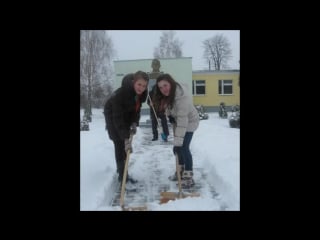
[
  {"xmin": 173, "ymin": 146, "xmax": 182, "ymax": 154},
  {"xmin": 130, "ymin": 122, "xmax": 137, "ymax": 135},
  {"xmin": 168, "ymin": 115, "xmax": 176, "ymax": 124}
]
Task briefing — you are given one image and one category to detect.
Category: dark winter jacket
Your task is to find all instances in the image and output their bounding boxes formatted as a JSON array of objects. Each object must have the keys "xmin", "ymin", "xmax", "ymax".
[{"xmin": 104, "ymin": 74, "xmax": 147, "ymax": 140}]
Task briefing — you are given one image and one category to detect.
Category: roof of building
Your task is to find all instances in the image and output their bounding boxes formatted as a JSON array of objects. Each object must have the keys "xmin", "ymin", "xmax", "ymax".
[
  {"xmin": 192, "ymin": 70, "xmax": 240, "ymax": 74},
  {"xmin": 114, "ymin": 57, "xmax": 192, "ymax": 62}
]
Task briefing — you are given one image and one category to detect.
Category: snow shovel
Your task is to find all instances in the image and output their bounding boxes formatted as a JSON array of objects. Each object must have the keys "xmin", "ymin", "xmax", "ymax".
[
  {"xmin": 119, "ymin": 133, "xmax": 148, "ymax": 211},
  {"xmin": 159, "ymin": 153, "xmax": 200, "ymax": 204},
  {"xmin": 147, "ymin": 93, "xmax": 167, "ymax": 141}
]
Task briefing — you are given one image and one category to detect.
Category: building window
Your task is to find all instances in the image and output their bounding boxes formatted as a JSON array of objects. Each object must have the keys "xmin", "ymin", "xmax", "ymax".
[
  {"xmin": 218, "ymin": 80, "xmax": 233, "ymax": 95},
  {"xmin": 192, "ymin": 80, "xmax": 206, "ymax": 95}
]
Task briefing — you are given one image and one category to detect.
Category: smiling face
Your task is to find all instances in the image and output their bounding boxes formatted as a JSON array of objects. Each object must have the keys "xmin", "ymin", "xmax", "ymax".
[
  {"xmin": 133, "ymin": 79, "xmax": 148, "ymax": 95},
  {"xmin": 157, "ymin": 79, "xmax": 171, "ymax": 96}
]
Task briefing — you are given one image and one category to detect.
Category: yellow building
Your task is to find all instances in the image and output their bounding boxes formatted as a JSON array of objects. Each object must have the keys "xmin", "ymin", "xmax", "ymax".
[
  {"xmin": 192, "ymin": 70, "xmax": 240, "ymax": 111},
  {"xmin": 113, "ymin": 58, "xmax": 239, "ymax": 113}
]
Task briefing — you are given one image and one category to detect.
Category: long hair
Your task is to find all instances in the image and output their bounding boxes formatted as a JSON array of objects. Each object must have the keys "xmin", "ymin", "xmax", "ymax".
[
  {"xmin": 133, "ymin": 70, "xmax": 149, "ymax": 103},
  {"xmin": 121, "ymin": 73, "xmax": 134, "ymax": 88},
  {"xmin": 153, "ymin": 73, "xmax": 179, "ymax": 109},
  {"xmin": 133, "ymin": 70, "xmax": 149, "ymax": 83}
]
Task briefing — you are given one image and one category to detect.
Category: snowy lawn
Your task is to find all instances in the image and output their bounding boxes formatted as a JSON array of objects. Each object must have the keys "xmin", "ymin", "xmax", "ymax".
[{"xmin": 80, "ymin": 109, "xmax": 239, "ymax": 211}]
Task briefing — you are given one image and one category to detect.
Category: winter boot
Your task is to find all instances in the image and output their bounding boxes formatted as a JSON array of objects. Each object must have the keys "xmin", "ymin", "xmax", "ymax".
[
  {"xmin": 118, "ymin": 173, "xmax": 137, "ymax": 191},
  {"xmin": 118, "ymin": 173, "xmax": 137, "ymax": 184},
  {"xmin": 127, "ymin": 174, "xmax": 138, "ymax": 184},
  {"xmin": 181, "ymin": 171, "xmax": 195, "ymax": 188},
  {"xmin": 168, "ymin": 165, "xmax": 184, "ymax": 181}
]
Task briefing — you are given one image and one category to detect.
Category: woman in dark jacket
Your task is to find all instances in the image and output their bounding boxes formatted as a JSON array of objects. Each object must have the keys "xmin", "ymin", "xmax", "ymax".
[{"xmin": 104, "ymin": 71, "xmax": 149, "ymax": 183}]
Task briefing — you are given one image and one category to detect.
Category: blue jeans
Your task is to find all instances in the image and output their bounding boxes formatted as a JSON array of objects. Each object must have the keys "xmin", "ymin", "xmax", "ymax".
[{"xmin": 177, "ymin": 132, "xmax": 194, "ymax": 171}]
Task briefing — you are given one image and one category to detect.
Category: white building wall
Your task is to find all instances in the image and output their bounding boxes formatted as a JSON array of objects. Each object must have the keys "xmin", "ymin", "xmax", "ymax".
[{"xmin": 114, "ymin": 57, "xmax": 192, "ymax": 110}]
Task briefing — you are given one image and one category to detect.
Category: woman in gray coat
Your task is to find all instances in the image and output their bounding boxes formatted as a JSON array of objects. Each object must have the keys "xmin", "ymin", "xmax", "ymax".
[{"xmin": 153, "ymin": 73, "xmax": 199, "ymax": 188}]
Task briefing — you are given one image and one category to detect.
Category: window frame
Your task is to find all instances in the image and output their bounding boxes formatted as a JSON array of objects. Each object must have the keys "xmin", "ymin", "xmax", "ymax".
[
  {"xmin": 218, "ymin": 79, "xmax": 233, "ymax": 95},
  {"xmin": 192, "ymin": 80, "xmax": 206, "ymax": 96}
]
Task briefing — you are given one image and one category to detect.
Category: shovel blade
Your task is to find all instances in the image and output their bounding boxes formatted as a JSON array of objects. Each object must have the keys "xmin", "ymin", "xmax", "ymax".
[
  {"xmin": 159, "ymin": 191, "xmax": 200, "ymax": 204},
  {"xmin": 122, "ymin": 205, "xmax": 148, "ymax": 211}
]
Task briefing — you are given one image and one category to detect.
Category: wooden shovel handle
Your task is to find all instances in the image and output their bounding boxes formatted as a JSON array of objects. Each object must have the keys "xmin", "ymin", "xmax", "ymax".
[
  {"xmin": 120, "ymin": 134, "xmax": 133, "ymax": 209},
  {"xmin": 175, "ymin": 153, "xmax": 183, "ymax": 198}
]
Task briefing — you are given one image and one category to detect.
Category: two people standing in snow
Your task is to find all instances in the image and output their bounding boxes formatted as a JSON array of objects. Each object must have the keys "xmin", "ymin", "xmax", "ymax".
[
  {"xmin": 153, "ymin": 74, "xmax": 199, "ymax": 188},
  {"xmin": 104, "ymin": 71, "xmax": 199, "ymax": 188},
  {"xmin": 104, "ymin": 71, "xmax": 149, "ymax": 183}
]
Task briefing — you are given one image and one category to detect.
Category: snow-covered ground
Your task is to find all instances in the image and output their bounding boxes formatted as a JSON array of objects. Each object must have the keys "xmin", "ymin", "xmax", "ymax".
[{"xmin": 80, "ymin": 108, "xmax": 239, "ymax": 211}]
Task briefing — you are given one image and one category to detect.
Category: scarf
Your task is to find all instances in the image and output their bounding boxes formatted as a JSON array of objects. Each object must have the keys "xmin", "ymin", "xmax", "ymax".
[{"xmin": 135, "ymin": 95, "xmax": 141, "ymax": 113}]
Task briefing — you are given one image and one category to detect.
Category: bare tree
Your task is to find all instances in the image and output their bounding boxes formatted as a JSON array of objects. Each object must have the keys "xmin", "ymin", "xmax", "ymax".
[
  {"xmin": 203, "ymin": 34, "xmax": 232, "ymax": 70},
  {"xmin": 154, "ymin": 31, "xmax": 183, "ymax": 58},
  {"xmin": 80, "ymin": 30, "xmax": 114, "ymax": 117}
]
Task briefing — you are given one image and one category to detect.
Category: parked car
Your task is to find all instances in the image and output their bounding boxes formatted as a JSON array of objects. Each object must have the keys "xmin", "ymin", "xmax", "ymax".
[
  {"xmin": 229, "ymin": 105, "xmax": 240, "ymax": 128},
  {"xmin": 195, "ymin": 105, "xmax": 209, "ymax": 120},
  {"xmin": 80, "ymin": 120, "xmax": 89, "ymax": 131},
  {"xmin": 219, "ymin": 102, "xmax": 228, "ymax": 118}
]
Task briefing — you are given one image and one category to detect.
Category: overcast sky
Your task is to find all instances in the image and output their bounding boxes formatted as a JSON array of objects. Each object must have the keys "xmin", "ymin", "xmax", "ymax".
[{"xmin": 108, "ymin": 30, "xmax": 240, "ymax": 71}]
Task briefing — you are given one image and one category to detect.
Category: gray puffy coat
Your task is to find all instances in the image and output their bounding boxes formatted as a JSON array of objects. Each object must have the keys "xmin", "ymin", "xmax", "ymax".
[{"xmin": 167, "ymin": 84, "xmax": 199, "ymax": 146}]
